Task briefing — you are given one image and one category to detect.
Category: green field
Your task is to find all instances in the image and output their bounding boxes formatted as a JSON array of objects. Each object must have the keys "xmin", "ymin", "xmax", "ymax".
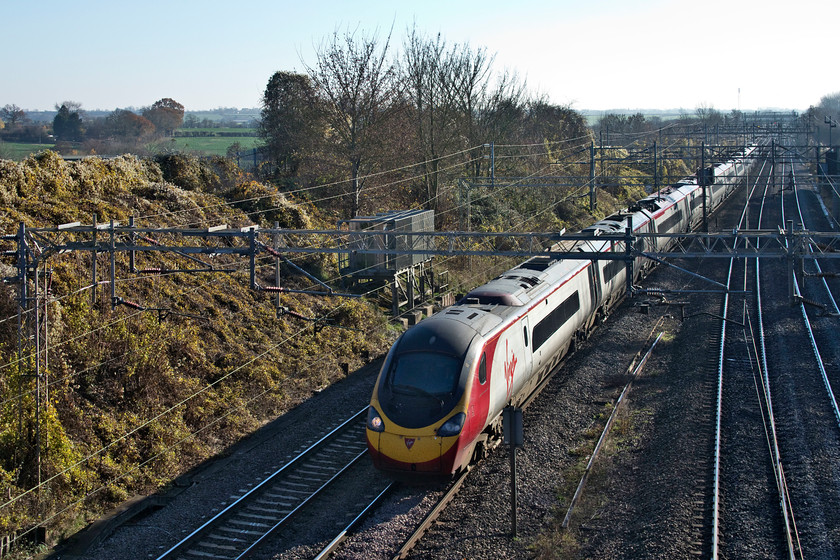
[
  {"xmin": 167, "ymin": 135, "xmax": 263, "ymax": 157},
  {"xmin": 0, "ymin": 141, "xmax": 55, "ymax": 161},
  {"xmin": 0, "ymin": 136, "xmax": 263, "ymax": 161},
  {"xmin": 176, "ymin": 127, "xmax": 259, "ymax": 135}
]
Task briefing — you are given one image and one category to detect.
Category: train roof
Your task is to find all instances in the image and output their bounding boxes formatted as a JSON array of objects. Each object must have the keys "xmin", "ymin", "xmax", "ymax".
[
  {"xmin": 395, "ymin": 310, "xmax": 492, "ymax": 358},
  {"xmin": 456, "ymin": 242, "xmax": 592, "ymax": 325},
  {"xmin": 425, "ymin": 146, "xmax": 760, "ymax": 338}
]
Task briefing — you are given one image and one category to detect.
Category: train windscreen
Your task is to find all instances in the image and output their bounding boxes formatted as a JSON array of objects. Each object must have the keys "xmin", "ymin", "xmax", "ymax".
[
  {"xmin": 389, "ymin": 352, "xmax": 460, "ymax": 396},
  {"xmin": 381, "ymin": 351, "xmax": 463, "ymax": 428}
]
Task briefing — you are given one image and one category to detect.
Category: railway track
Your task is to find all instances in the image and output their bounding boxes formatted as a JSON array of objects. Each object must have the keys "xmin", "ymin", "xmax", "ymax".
[
  {"xmin": 768, "ymin": 156, "xmax": 840, "ymax": 557},
  {"xmin": 709, "ymin": 150, "xmax": 840, "ymax": 558},
  {"xmin": 713, "ymin": 156, "xmax": 796, "ymax": 558},
  {"xmin": 156, "ymin": 407, "xmax": 392, "ymax": 560},
  {"xmin": 789, "ymin": 163, "xmax": 840, "ymax": 430},
  {"xmin": 148, "ymin": 293, "xmax": 626, "ymax": 560}
]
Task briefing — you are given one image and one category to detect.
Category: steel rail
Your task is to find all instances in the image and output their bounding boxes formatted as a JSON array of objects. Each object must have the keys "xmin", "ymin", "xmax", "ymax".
[
  {"xmin": 760, "ymin": 158, "xmax": 798, "ymax": 559},
  {"xmin": 155, "ymin": 406, "xmax": 367, "ymax": 560},
  {"xmin": 711, "ymin": 154, "xmax": 761, "ymax": 557},
  {"xmin": 713, "ymin": 154, "xmax": 798, "ymax": 558},
  {"xmin": 390, "ymin": 469, "xmax": 470, "ymax": 560},
  {"xmin": 313, "ymin": 481, "xmax": 397, "ymax": 560},
  {"xmin": 562, "ymin": 329, "xmax": 663, "ymax": 529},
  {"xmin": 233, "ymin": 449, "xmax": 370, "ymax": 559},
  {"xmin": 788, "ymin": 167, "xmax": 840, "ymax": 430},
  {"xmin": 711, "ymin": 153, "xmax": 771, "ymax": 560},
  {"xmin": 711, "ymin": 249, "xmax": 735, "ymax": 560},
  {"xmin": 791, "ymin": 164, "xmax": 840, "ymax": 314},
  {"xmin": 794, "ymin": 285, "xmax": 840, "ymax": 428}
]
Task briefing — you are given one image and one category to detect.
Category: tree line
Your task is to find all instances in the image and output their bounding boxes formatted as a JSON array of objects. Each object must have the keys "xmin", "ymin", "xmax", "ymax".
[
  {"xmin": 257, "ymin": 26, "xmax": 592, "ymax": 223},
  {"xmin": 806, "ymin": 92, "xmax": 840, "ymax": 146},
  {"xmin": 0, "ymin": 98, "xmax": 185, "ymax": 150}
]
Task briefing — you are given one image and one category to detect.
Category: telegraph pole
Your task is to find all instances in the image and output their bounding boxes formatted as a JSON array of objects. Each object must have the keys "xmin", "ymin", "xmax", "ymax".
[
  {"xmin": 653, "ymin": 141, "xmax": 659, "ymax": 198},
  {"xmin": 701, "ymin": 143, "xmax": 708, "ymax": 233},
  {"xmin": 91, "ymin": 213, "xmax": 97, "ymax": 305},
  {"xmin": 589, "ymin": 142, "xmax": 596, "ymax": 211}
]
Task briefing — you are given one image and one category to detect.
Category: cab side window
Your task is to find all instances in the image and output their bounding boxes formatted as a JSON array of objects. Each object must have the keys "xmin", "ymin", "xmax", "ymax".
[{"xmin": 479, "ymin": 353, "xmax": 487, "ymax": 385}]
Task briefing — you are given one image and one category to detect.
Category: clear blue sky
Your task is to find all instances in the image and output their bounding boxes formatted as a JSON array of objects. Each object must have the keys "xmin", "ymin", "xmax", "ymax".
[{"xmin": 3, "ymin": 0, "xmax": 836, "ymax": 113}]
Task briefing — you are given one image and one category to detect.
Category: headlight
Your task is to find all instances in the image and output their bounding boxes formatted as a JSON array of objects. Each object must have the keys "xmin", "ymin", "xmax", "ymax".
[
  {"xmin": 436, "ymin": 412, "xmax": 466, "ymax": 437},
  {"xmin": 367, "ymin": 406, "xmax": 385, "ymax": 432}
]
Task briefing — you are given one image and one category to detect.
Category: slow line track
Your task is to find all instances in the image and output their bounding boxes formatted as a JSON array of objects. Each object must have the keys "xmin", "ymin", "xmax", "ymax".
[
  {"xmin": 156, "ymin": 407, "xmax": 391, "ymax": 560},
  {"xmin": 713, "ymin": 154, "xmax": 797, "ymax": 558},
  {"xmin": 710, "ymin": 149, "xmax": 840, "ymax": 558},
  {"xmin": 769, "ymin": 155, "xmax": 840, "ymax": 557}
]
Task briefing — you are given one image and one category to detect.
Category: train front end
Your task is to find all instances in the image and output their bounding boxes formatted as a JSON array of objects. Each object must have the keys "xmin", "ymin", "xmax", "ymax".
[{"xmin": 366, "ymin": 316, "xmax": 480, "ymax": 478}]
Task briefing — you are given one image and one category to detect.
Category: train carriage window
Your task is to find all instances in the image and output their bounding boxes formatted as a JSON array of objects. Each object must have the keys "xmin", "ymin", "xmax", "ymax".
[
  {"xmin": 532, "ymin": 291, "xmax": 580, "ymax": 350},
  {"xmin": 659, "ymin": 210, "xmax": 683, "ymax": 232},
  {"xmin": 523, "ymin": 326, "xmax": 529, "ymax": 347},
  {"xmin": 478, "ymin": 353, "xmax": 487, "ymax": 385},
  {"xmin": 603, "ymin": 259, "xmax": 625, "ymax": 282}
]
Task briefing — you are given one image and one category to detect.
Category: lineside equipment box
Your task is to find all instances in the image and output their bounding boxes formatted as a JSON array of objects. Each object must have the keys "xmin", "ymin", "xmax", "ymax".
[{"xmin": 339, "ymin": 210, "xmax": 434, "ymax": 275}]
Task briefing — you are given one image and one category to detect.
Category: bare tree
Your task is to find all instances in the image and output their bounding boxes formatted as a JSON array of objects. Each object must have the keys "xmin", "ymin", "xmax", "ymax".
[
  {"xmin": 305, "ymin": 27, "xmax": 399, "ymax": 218},
  {"xmin": 695, "ymin": 103, "xmax": 723, "ymax": 126},
  {"xmin": 443, "ymin": 42, "xmax": 494, "ymax": 177},
  {"xmin": 476, "ymin": 68, "xmax": 528, "ymax": 154},
  {"xmin": 401, "ymin": 28, "xmax": 463, "ymax": 210},
  {"xmin": 819, "ymin": 92, "xmax": 840, "ymax": 115},
  {"xmin": 1, "ymin": 104, "xmax": 27, "ymax": 127}
]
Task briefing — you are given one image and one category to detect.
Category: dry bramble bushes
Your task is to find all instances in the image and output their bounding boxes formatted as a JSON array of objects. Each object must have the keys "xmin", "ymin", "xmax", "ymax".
[{"xmin": 0, "ymin": 152, "xmax": 389, "ymax": 546}]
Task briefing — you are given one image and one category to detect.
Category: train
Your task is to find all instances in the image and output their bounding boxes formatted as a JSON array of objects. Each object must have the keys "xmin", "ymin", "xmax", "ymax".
[{"xmin": 365, "ymin": 145, "xmax": 758, "ymax": 477}]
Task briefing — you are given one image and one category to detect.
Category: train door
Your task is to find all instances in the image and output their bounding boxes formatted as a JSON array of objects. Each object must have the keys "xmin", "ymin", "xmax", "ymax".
[
  {"xmin": 467, "ymin": 345, "xmax": 491, "ymax": 440},
  {"xmin": 587, "ymin": 261, "xmax": 602, "ymax": 313},
  {"xmin": 520, "ymin": 316, "xmax": 532, "ymax": 385},
  {"xmin": 633, "ymin": 220, "xmax": 650, "ymax": 281}
]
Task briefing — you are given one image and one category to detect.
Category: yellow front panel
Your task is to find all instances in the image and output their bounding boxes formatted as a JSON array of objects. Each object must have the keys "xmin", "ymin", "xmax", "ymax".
[{"xmin": 379, "ymin": 431, "xmax": 442, "ymax": 463}]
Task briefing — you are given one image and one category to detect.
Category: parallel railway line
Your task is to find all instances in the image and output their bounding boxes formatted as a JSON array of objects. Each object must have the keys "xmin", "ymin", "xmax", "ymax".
[
  {"xmin": 710, "ymin": 150, "xmax": 840, "ymax": 558},
  {"xmin": 770, "ymin": 156, "xmax": 840, "ymax": 557},
  {"xmin": 713, "ymin": 155, "xmax": 797, "ymax": 558},
  {"xmin": 156, "ymin": 407, "xmax": 392, "ymax": 559}
]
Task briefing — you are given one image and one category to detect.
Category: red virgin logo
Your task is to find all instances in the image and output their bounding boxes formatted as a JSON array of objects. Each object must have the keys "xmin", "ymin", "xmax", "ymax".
[{"xmin": 504, "ymin": 340, "xmax": 517, "ymax": 398}]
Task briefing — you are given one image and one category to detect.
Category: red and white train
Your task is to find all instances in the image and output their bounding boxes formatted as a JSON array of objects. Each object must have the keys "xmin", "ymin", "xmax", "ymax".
[{"xmin": 366, "ymin": 146, "xmax": 757, "ymax": 477}]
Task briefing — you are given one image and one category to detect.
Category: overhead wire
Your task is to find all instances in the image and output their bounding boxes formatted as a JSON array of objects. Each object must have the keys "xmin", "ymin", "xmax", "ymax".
[
  {"xmin": 0, "ymin": 302, "xmax": 328, "ymax": 513},
  {"xmin": 0, "ymin": 117, "xmax": 704, "ymax": 456},
  {"xmin": 135, "ymin": 143, "xmax": 486, "ymax": 224},
  {"xmin": 17, "ymin": 308, "xmax": 372, "ymax": 539}
]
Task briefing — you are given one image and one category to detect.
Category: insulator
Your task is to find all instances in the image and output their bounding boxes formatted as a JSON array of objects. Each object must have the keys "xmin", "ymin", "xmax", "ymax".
[
  {"xmin": 264, "ymin": 246, "xmax": 283, "ymax": 258},
  {"xmin": 120, "ymin": 299, "xmax": 145, "ymax": 310},
  {"xmin": 140, "ymin": 236, "xmax": 160, "ymax": 246},
  {"xmin": 261, "ymin": 286, "xmax": 286, "ymax": 292},
  {"xmin": 140, "ymin": 268, "xmax": 163, "ymax": 274}
]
